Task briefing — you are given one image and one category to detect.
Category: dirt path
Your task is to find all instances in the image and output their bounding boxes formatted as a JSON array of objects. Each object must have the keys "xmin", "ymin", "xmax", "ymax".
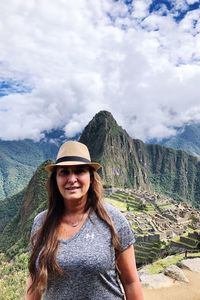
[{"xmin": 142, "ymin": 270, "xmax": 200, "ymax": 300}]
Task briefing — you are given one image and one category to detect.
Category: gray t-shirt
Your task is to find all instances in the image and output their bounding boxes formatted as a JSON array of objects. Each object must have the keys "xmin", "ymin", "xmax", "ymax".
[{"xmin": 31, "ymin": 203, "xmax": 135, "ymax": 300}]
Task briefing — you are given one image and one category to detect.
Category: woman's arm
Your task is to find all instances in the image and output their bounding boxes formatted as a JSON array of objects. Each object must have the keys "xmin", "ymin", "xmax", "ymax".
[
  {"xmin": 117, "ymin": 245, "xmax": 144, "ymax": 300},
  {"xmin": 24, "ymin": 276, "xmax": 41, "ymax": 300}
]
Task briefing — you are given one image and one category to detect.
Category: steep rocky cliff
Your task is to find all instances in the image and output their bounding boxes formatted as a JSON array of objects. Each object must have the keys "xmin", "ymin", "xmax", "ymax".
[
  {"xmin": 146, "ymin": 144, "xmax": 200, "ymax": 207},
  {"xmin": 80, "ymin": 111, "xmax": 200, "ymax": 208},
  {"xmin": 80, "ymin": 111, "xmax": 149, "ymax": 189}
]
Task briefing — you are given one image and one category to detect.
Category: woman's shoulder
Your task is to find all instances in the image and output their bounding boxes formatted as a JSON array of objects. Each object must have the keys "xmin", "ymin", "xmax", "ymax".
[
  {"xmin": 31, "ymin": 210, "xmax": 47, "ymax": 234},
  {"xmin": 104, "ymin": 202, "xmax": 121, "ymax": 214},
  {"xmin": 34, "ymin": 210, "xmax": 47, "ymax": 223},
  {"xmin": 104, "ymin": 202, "xmax": 128, "ymax": 223},
  {"xmin": 104, "ymin": 202, "xmax": 135, "ymax": 248}
]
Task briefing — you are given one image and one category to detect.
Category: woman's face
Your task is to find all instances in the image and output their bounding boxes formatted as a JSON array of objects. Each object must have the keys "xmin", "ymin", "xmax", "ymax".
[{"xmin": 56, "ymin": 165, "xmax": 91, "ymax": 204}]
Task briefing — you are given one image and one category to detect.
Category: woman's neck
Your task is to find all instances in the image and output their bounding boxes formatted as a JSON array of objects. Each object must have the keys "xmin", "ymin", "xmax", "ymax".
[{"xmin": 63, "ymin": 198, "xmax": 87, "ymax": 215}]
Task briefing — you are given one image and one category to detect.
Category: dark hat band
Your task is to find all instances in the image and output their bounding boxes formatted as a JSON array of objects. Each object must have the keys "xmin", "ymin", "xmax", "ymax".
[{"xmin": 56, "ymin": 156, "xmax": 91, "ymax": 164}]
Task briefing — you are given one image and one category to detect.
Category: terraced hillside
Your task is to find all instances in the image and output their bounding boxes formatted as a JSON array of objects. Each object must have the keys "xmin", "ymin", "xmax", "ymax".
[
  {"xmin": 108, "ymin": 190, "xmax": 155, "ymax": 213},
  {"xmin": 105, "ymin": 189, "xmax": 200, "ymax": 265},
  {"xmin": 171, "ymin": 231, "xmax": 200, "ymax": 253}
]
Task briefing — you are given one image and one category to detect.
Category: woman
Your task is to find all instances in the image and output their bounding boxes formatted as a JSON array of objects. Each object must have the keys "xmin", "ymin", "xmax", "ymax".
[{"xmin": 25, "ymin": 141, "xmax": 144, "ymax": 300}]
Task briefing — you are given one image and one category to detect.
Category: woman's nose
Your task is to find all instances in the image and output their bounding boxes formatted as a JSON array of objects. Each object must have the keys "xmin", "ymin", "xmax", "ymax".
[{"xmin": 67, "ymin": 172, "xmax": 77, "ymax": 183}]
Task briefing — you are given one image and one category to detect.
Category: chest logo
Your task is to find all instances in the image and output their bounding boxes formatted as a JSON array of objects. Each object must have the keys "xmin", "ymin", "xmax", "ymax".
[{"xmin": 85, "ymin": 233, "xmax": 94, "ymax": 240}]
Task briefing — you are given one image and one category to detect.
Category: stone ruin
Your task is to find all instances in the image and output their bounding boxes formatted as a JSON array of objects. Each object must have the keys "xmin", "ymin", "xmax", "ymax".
[{"xmin": 116, "ymin": 188, "xmax": 200, "ymax": 243}]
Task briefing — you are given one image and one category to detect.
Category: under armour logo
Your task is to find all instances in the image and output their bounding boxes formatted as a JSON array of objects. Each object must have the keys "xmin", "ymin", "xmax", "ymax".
[{"xmin": 85, "ymin": 233, "xmax": 94, "ymax": 239}]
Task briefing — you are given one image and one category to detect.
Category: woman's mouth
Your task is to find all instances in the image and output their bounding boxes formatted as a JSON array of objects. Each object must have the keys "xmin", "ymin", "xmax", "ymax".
[{"xmin": 65, "ymin": 186, "xmax": 80, "ymax": 190}]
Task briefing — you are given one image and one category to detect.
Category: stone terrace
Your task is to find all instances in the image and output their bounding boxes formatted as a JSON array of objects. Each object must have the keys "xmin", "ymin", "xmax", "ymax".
[{"xmin": 106, "ymin": 188, "xmax": 200, "ymax": 264}]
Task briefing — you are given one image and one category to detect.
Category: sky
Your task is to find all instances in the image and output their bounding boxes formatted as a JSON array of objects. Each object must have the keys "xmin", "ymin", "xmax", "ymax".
[{"xmin": 0, "ymin": 0, "xmax": 200, "ymax": 142}]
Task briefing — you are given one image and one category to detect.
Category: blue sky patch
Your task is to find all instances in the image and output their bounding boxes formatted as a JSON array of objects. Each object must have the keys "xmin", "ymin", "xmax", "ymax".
[
  {"xmin": 0, "ymin": 80, "xmax": 31, "ymax": 97},
  {"xmin": 174, "ymin": 2, "xmax": 200, "ymax": 22},
  {"xmin": 149, "ymin": 0, "xmax": 173, "ymax": 13},
  {"xmin": 149, "ymin": 0, "xmax": 200, "ymax": 22}
]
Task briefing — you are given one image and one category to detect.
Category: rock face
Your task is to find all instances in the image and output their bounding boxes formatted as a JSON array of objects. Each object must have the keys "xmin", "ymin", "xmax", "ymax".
[
  {"xmin": 164, "ymin": 265, "xmax": 189, "ymax": 282},
  {"xmin": 80, "ymin": 111, "xmax": 149, "ymax": 190},
  {"xmin": 139, "ymin": 273, "xmax": 174, "ymax": 289},
  {"xmin": 178, "ymin": 258, "xmax": 200, "ymax": 272},
  {"xmin": 80, "ymin": 111, "xmax": 200, "ymax": 208}
]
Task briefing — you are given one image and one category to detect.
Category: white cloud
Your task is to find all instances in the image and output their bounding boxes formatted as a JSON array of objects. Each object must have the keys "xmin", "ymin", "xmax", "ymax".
[
  {"xmin": 186, "ymin": 0, "xmax": 199, "ymax": 5},
  {"xmin": 132, "ymin": 0, "xmax": 151, "ymax": 19},
  {"xmin": 0, "ymin": 0, "xmax": 200, "ymax": 141}
]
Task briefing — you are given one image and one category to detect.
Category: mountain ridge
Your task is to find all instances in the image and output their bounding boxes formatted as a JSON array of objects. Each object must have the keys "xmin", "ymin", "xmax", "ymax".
[
  {"xmin": 150, "ymin": 123, "xmax": 200, "ymax": 158},
  {"xmin": 0, "ymin": 130, "xmax": 68, "ymax": 201}
]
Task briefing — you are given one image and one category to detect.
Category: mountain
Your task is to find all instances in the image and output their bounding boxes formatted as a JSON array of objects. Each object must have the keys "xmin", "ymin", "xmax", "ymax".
[
  {"xmin": 0, "ymin": 161, "xmax": 49, "ymax": 256},
  {"xmin": 80, "ymin": 111, "xmax": 200, "ymax": 208},
  {"xmin": 150, "ymin": 123, "xmax": 200, "ymax": 158},
  {"xmin": 79, "ymin": 111, "xmax": 149, "ymax": 189},
  {"xmin": 1, "ymin": 112, "xmax": 200, "ymax": 207},
  {"xmin": 0, "ymin": 129, "xmax": 67, "ymax": 201}
]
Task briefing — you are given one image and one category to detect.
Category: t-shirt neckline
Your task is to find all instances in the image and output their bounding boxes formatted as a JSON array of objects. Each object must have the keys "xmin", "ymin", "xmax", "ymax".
[{"xmin": 59, "ymin": 209, "xmax": 94, "ymax": 244}]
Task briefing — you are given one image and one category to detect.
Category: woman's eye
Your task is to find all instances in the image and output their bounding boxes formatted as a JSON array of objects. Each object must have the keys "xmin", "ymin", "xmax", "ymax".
[
  {"xmin": 57, "ymin": 167, "xmax": 89, "ymax": 176},
  {"xmin": 59, "ymin": 169, "xmax": 69, "ymax": 176},
  {"xmin": 75, "ymin": 168, "xmax": 85, "ymax": 175}
]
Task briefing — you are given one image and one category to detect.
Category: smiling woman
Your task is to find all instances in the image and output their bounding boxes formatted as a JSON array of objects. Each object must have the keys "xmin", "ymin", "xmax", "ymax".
[
  {"xmin": 56, "ymin": 166, "xmax": 91, "ymax": 204},
  {"xmin": 25, "ymin": 140, "xmax": 144, "ymax": 300}
]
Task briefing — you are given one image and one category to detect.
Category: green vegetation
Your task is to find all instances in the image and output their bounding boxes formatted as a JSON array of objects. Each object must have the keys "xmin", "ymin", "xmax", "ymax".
[
  {"xmin": 146, "ymin": 252, "xmax": 200, "ymax": 274},
  {"xmin": 107, "ymin": 191, "xmax": 155, "ymax": 213},
  {"xmin": 0, "ymin": 252, "xmax": 28, "ymax": 300},
  {"xmin": 0, "ymin": 138, "xmax": 59, "ymax": 200},
  {"xmin": 0, "ymin": 190, "xmax": 24, "ymax": 233},
  {"xmin": 0, "ymin": 162, "xmax": 48, "ymax": 257},
  {"xmin": 105, "ymin": 197, "xmax": 127, "ymax": 211}
]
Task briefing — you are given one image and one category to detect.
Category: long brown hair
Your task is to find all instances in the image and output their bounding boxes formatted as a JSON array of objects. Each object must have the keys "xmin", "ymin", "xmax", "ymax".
[{"xmin": 28, "ymin": 167, "xmax": 121, "ymax": 293}]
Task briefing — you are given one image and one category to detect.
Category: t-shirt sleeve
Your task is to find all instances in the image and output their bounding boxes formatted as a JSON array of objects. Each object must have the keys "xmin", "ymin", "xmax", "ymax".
[
  {"xmin": 29, "ymin": 210, "xmax": 47, "ymax": 252},
  {"xmin": 30, "ymin": 210, "xmax": 47, "ymax": 237},
  {"xmin": 106, "ymin": 204, "xmax": 135, "ymax": 251}
]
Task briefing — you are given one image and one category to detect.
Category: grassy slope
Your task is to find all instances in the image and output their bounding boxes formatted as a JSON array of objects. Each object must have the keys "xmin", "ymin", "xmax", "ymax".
[{"xmin": 0, "ymin": 252, "xmax": 28, "ymax": 300}]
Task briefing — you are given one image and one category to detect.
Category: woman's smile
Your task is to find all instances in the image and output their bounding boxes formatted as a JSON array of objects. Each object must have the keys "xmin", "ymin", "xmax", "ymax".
[
  {"xmin": 64, "ymin": 186, "xmax": 81, "ymax": 193},
  {"xmin": 65, "ymin": 186, "xmax": 80, "ymax": 190}
]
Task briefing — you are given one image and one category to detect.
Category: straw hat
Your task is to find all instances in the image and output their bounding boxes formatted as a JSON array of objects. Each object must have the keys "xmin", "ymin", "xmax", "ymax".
[{"xmin": 45, "ymin": 141, "xmax": 101, "ymax": 172}]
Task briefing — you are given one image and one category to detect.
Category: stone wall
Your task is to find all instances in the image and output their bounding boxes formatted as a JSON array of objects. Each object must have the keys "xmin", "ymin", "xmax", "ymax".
[{"xmin": 136, "ymin": 233, "xmax": 161, "ymax": 243}]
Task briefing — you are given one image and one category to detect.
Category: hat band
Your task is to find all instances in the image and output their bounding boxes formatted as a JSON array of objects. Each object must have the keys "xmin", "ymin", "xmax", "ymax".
[{"xmin": 56, "ymin": 156, "xmax": 91, "ymax": 164}]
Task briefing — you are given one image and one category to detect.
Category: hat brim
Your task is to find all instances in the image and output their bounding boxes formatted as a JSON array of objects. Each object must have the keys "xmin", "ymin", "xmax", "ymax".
[{"xmin": 45, "ymin": 161, "xmax": 101, "ymax": 172}]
